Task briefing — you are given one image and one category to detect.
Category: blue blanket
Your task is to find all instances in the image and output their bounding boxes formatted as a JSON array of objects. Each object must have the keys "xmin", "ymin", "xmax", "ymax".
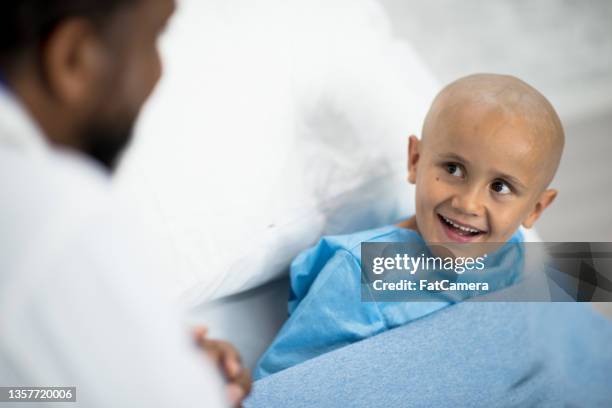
[{"xmin": 245, "ymin": 302, "xmax": 612, "ymax": 407}]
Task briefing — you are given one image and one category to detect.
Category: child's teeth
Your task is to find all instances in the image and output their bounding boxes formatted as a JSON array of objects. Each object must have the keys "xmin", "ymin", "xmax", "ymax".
[{"xmin": 443, "ymin": 215, "xmax": 479, "ymax": 233}]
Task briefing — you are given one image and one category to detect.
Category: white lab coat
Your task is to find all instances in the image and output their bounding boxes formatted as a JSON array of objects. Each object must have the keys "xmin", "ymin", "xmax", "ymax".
[{"xmin": 0, "ymin": 86, "xmax": 227, "ymax": 407}]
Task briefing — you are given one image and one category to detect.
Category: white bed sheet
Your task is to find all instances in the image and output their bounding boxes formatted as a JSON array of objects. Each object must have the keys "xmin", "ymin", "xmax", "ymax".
[{"xmin": 187, "ymin": 277, "xmax": 290, "ymax": 370}]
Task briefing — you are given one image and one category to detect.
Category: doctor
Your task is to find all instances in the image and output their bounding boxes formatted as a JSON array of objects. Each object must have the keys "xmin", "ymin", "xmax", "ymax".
[{"xmin": 0, "ymin": 0, "xmax": 249, "ymax": 407}]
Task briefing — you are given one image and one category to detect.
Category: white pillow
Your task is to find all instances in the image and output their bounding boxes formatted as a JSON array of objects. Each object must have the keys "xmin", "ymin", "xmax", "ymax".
[{"xmin": 114, "ymin": 0, "xmax": 439, "ymax": 305}]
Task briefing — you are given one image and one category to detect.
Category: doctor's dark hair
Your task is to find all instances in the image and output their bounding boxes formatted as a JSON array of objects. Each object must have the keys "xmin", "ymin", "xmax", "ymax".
[{"xmin": 0, "ymin": 0, "xmax": 134, "ymax": 72}]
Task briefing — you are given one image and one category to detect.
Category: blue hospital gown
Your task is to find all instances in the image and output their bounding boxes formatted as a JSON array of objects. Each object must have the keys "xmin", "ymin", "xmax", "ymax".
[{"xmin": 255, "ymin": 225, "xmax": 524, "ymax": 379}]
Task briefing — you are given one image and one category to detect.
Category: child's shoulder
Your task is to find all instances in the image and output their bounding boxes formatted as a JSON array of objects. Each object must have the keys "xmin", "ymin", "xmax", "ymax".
[
  {"xmin": 288, "ymin": 224, "xmax": 423, "ymax": 310},
  {"xmin": 306, "ymin": 224, "xmax": 422, "ymax": 262}
]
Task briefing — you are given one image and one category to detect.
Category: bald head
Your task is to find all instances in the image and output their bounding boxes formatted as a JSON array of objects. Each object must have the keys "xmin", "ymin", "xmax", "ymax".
[{"xmin": 422, "ymin": 73, "xmax": 564, "ymax": 186}]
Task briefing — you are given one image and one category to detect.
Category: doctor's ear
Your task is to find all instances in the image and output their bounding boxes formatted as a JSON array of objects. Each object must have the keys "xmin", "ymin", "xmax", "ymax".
[
  {"xmin": 522, "ymin": 188, "xmax": 557, "ymax": 229},
  {"xmin": 42, "ymin": 18, "xmax": 108, "ymax": 105},
  {"xmin": 407, "ymin": 135, "xmax": 420, "ymax": 184}
]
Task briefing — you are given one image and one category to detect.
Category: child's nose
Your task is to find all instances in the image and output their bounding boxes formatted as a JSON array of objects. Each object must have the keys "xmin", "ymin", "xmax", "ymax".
[{"xmin": 451, "ymin": 187, "xmax": 484, "ymax": 217}]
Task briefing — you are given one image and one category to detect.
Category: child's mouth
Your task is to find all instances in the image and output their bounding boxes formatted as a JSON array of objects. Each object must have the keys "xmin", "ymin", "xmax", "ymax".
[{"xmin": 437, "ymin": 213, "xmax": 486, "ymax": 242}]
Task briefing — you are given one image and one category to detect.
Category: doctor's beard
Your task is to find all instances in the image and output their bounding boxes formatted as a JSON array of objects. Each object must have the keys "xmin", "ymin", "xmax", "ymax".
[{"xmin": 79, "ymin": 114, "xmax": 135, "ymax": 173}]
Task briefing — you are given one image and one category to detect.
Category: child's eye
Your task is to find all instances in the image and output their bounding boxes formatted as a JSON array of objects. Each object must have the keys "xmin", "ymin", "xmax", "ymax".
[
  {"xmin": 446, "ymin": 163, "xmax": 464, "ymax": 178},
  {"xmin": 491, "ymin": 180, "xmax": 511, "ymax": 195}
]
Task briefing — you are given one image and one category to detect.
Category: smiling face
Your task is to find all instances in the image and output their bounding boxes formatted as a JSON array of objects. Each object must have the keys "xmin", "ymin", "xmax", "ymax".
[{"xmin": 407, "ymin": 74, "xmax": 564, "ymax": 254}]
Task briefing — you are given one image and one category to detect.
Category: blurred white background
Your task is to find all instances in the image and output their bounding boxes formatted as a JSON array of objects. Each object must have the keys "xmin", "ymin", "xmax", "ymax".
[{"xmin": 380, "ymin": 0, "xmax": 612, "ymax": 243}]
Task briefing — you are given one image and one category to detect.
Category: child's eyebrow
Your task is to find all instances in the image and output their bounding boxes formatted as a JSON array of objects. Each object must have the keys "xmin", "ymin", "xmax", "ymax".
[
  {"xmin": 438, "ymin": 153, "xmax": 468, "ymax": 163},
  {"xmin": 437, "ymin": 153, "xmax": 527, "ymax": 190}
]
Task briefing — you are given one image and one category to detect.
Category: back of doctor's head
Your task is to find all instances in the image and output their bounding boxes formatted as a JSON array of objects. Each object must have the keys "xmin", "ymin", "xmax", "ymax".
[{"xmin": 0, "ymin": 0, "xmax": 175, "ymax": 171}]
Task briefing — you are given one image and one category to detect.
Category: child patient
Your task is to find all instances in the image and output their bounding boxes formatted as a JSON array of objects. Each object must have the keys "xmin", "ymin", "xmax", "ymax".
[{"xmin": 255, "ymin": 73, "xmax": 565, "ymax": 379}]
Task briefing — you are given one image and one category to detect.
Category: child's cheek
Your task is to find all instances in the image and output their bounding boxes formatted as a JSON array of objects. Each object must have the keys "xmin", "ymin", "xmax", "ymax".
[
  {"xmin": 418, "ymin": 173, "xmax": 438, "ymax": 211},
  {"xmin": 427, "ymin": 171, "xmax": 450, "ymax": 207},
  {"xmin": 490, "ymin": 207, "xmax": 523, "ymax": 242},
  {"xmin": 416, "ymin": 167, "xmax": 448, "ymax": 231}
]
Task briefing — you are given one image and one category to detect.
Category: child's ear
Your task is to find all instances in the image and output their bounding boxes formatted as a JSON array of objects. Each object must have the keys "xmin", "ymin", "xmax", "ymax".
[
  {"xmin": 407, "ymin": 135, "xmax": 420, "ymax": 184},
  {"xmin": 522, "ymin": 188, "xmax": 557, "ymax": 229}
]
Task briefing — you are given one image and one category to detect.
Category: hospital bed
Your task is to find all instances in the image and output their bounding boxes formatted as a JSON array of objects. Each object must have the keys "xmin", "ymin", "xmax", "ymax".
[
  {"xmin": 186, "ymin": 228, "xmax": 612, "ymax": 407},
  {"xmin": 186, "ymin": 229, "xmax": 543, "ymax": 372}
]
